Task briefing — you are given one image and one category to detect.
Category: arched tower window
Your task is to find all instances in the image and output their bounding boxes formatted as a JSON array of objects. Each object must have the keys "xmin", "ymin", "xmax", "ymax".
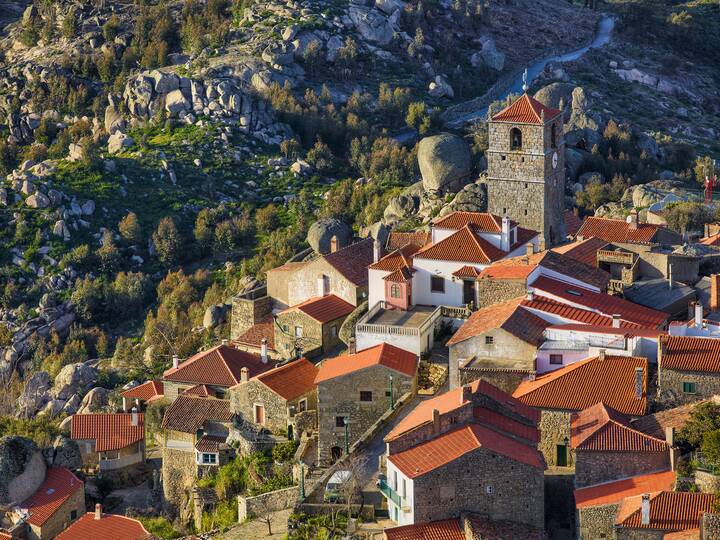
[
  {"xmin": 510, "ymin": 128, "xmax": 522, "ymax": 150},
  {"xmin": 551, "ymin": 123, "xmax": 558, "ymax": 149}
]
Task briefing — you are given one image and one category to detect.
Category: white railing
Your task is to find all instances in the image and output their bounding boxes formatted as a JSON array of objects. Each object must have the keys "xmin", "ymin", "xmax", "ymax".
[{"xmin": 356, "ymin": 302, "xmax": 469, "ymax": 337}]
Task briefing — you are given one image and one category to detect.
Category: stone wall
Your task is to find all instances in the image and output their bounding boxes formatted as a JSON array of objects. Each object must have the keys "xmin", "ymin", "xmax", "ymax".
[
  {"xmin": 458, "ymin": 367, "xmax": 530, "ymax": 394},
  {"xmin": 574, "ymin": 450, "xmax": 669, "ymax": 488},
  {"xmin": 237, "ymin": 485, "xmax": 299, "ymax": 522},
  {"xmin": 702, "ymin": 512, "xmax": 720, "ymax": 538},
  {"xmin": 285, "ymin": 258, "xmax": 365, "ymax": 308},
  {"xmin": 539, "ymin": 410, "xmax": 573, "ymax": 468},
  {"xmin": 696, "ymin": 470, "xmax": 720, "ymax": 494},
  {"xmin": 476, "ymin": 277, "xmax": 528, "ymax": 309},
  {"xmin": 657, "ymin": 367, "xmax": 720, "ymax": 407},
  {"xmin": 230, "ymin": 293, "xmax": 272, "ymax": 341},
  {"xmin": 5, "ymin": 449, "xmax": 46, "ymax": 504},
  {"xmin": 273, "ymin": 310, "xmax": 347, "ymax": 360},
  {"xmin": 292, "ymin": 409, "xmax": 317, "ymax": 440},
  {"xmin": 413, "ymin": 446, "xmax": 544, "ymax": 529},
  {"xmin": 162, "ymin": 447, "xmax": 198, "ymax": 511},
  {"xmin": 30, "ymin": 481, "xmax": 85, "ymax": 540},
  {"xmin": 317, "ymin": 364, "xmax": 415, "ymax": 465},
  {"xmin": 230, "ymin": 380, "xmax": 289, "ymax": 435},
  {"xmin": 577, "ymin": 503, "xmax": 619, "ymax": 540},
  {"xmin": 616, "ymin": 528, "xmax": 666, "ymax": 540}
]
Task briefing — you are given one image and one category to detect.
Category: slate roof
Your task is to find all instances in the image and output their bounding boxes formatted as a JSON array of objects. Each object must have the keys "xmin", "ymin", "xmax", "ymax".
[
  {"xmin": 513, "ymin": 355, "xmax": 649, "ymax": 416},
  {"xmin": 571, "ymin": 403, "xmax": 668, "ymax": 452},
  {"xmin": 552, "ymin": 236, "xmax": 609, "ymax": 267},
  {"xmin": 281, "ymin": 294, "xmax": 355, "ymax": 324},
  {"xmin": 577, "ymin": 216, "xmax": 681, "ymax": 245},
  {"xmin": 315, "ymin": 343, "xmax": 417, "ymax": 383},
  {"xmin": 323, "ymin": 237, "xmax": 374, "ymax": 287},
  {"xmin": 55, "ymin": 512, "xmax": 149, "ymax": 540},
  {"xmin": 491, "ymin": 93, "xmax": 561, "ymax": 124},
  {"xmin": 616, "ymin": 492, "xmax": 716, "ymax": 530},
  {"xmin": 163, "ymin": 344, "xmax": 273, "ymax": 387},
  {"xmin": 161, "ymin": 395, "xmax": 232, "ymax": 433},
  {"xmin": 20, "ymin": 468, "xmax": 83, "ymax": 527},
  {"xmin": 71, "ymin": 413, "xmax": 144, "ymax": 452},
  {"xmin": 384, "ymin": 519, "xmax": 464, "ymax": 540},
  {"xmin": 574, "ymin": 470, "xmax": 676, "ymax": 508},
  {"xmin": 659, "ymin": 335, "xmax": 720, "ymax": 373},
  {"xmin": 252, "ymin": 357, "xmax": 318, "ymax": 400},
  {"xmin": 120, "ymin": 380, "xmax": 164, "ymax": 402}
]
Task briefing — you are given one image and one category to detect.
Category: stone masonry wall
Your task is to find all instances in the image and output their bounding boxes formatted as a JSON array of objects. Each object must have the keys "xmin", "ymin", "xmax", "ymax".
[
  {"xmin": 702, "ymin": 512, "xmax": 720, "ymax": 539},
  {"xmin": 162, "ymin": 447, "xmax": 198, "ymax": 511},
  {"xmin": 476, "ymin": 278, "xmax": 528, "ymax": 309},
  {"xmin": 616, "ymin": 528, "xmax": 666, "ymax": 540},
  {"xmin": 657, "ymin": 367, "xmax": 720, "ymax": 407},
  {"xmin": 539, "ymin": 410, "xmax": 574, "ymax": 468},
  {"xmin": 230, "ymin": 294, "xmax": 272, "ymax": 341},
  {"xmin": 574, "ymin": 450, "xmax": 669, "ymax": 488},
  {"xmin": 413, "ymin": 446, "xmax": 544, "ymax": 529},
  {"xmin": 230, "ymin": 380, "xmax": 289, "ymax": 435},
  {"xmin": 696, "ymin": 470, "xmax": 720, "ymax": 494},
  {"xmin": 237, "ymin": 486, "xmax": 299, "ymax": 522},
  {"xmin": 286, "ymin": 258, "xmax": 364, "ymax": 308},
  {"xmin": 458, "ymin": 368, "xmax": 530, "ymax": 394},
  {"xmin": 274, "ymin": 311, "xmax": 324, "ymax": 359},
  {"xmin": 317, "ymin": 365, "xmax": 414, "ymax": 465},
  {"xmin": 31, "ymin": 482, "xmax": 85, "ymax": 540},
  {"xmin": 577, "ymin": 503, "xmax": 619, "ymax": 540}
]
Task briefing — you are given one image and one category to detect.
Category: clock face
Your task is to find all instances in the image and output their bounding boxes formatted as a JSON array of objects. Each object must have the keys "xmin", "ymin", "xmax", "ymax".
[{"xmin": 552, "ymin": 152, "xmax": 558, "ymax": 169}]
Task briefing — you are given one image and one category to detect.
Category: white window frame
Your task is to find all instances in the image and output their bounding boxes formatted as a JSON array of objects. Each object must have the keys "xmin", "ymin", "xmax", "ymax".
[{"xmin": 196, "ymin": 451, "xmax": 218, "ymax": 465}]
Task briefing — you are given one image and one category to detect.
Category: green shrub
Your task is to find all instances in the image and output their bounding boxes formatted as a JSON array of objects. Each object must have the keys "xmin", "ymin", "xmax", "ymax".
[{"xmin": 140, "ymin": 516, "xmax": 181, "ymax": 539}]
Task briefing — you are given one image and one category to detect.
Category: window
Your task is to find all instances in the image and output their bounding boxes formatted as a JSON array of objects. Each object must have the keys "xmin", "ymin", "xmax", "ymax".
[
  {"xmin": 390, "ymin": 284, "xmax": 401, "ymax": 298},
  {"xmin": 485, "ymin": 336, "xmax": 494, "ymax": 345},
  {"xmin": 360, "ymin": 391, "xmax": 373, "ymax": 402},
  {"xmin": 683, "ymin": 382, "xmax": 696, "ymax": 394},
  {"xmin": 501, "ymin": 155, "xmax": 506, "ymax": 161},
  {"xmin": 550, "ymin": 354, "xmax": 563, "ymax": 365},
  {"xmin": 254, "ymin": 404, "xmax": 265, "ymax": 425},
  {"xmin": 298, "ymin": 398, "xmax": 307, "ymax": 412},
  {"xmin": 510, "ymin": 127, "xmax": 522, "ymax": 150},
  {"xmin": 294, "ymin": 326, "xmax": 303, "ymax": 337},
  {"xmin": 70, "ymin": 510, "xmax": 78, "ymax": 520},
  {"xmin": 331, "ymin": 324, "xmax": 337, "ymax": 337},
  {"xmin": 336, "ymin": 416, "xmax": 346, "ymax": 428},
  {"xmin": 551, "ymin": 123, "xmax": 558, "ymax": 149},
  {"xmin": 199, "ymin": 452, "xmax": 218, "ymax": 465},
  {"xmin": 431, "ymin": 276, "xmax": 445, "ymax": 293}
]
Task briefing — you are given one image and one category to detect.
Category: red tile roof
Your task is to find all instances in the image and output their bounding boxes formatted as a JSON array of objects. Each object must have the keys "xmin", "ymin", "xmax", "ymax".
[
  {"xmin": 513, "ymin": 355, "xmax": 648, "ymax": 416},
  {"xmin": 552, "ymin": 237, "xmax": 609, "ymax": 267},
  {"xmin": 266, "ymin": 261, "xmax": 309, "ymax": 273},
  {"xmin": 473, "ymin": 406, "xmax": 540, "ymax": 444},
  {"xmin": 384, "ymin": 519, "xmax": 464, "ymax": 540},
  {"xmin": 571, "ymin": 403, "xmax": 668, "ymax": 452},
  {"xmin": 161, "ymin": 395, "xmax": 233, "ymax": 433},
  {"xmin": 384, "ymin": 267, "xmax": 414, "ymax": 283},
  {"xmin": 195, "ymin": 434, "xmax": 228, "ymax": 453},
  {"xmin": 253, "ymin": 358, "xmax": 318, "ymax": 400},
  {"xmin": 564, "ymin": 210, "xmax": 583, "ymax": 237},
  {"xmin": 315, "ymin": 343, "xmax": 417, "ymax": 383},
  {"xmin": 71, "ymin": 413, "xmax": 144, "ymax": 452},
  {"xmin": 20, "ymin": 468, "xmax": 83, "ymax": 527},
  {"xmin": 164, "ymin": 344, "xmax": 273, "ymax": 387},
  {"xmin": 433, "ymin": 212, "xmax": 505, "ymax": 232},
  {"xmin": 478, "ymin": 264, "xmax": 536, "ymax": 280},
  {"xmin": 386, "ymin": 379, "xmax": 539, "ymax": 441},
  {"xmin": 234, "ymin": 315, "xmax": 275, "ymax": 351},
  {"xmin": 323, "ymin": 238, "xmax": 374, "ymax": 287},
  {"xmin": 492, "ymin": 93, "xmax": 561, "ymax": 124},
  {"xmin": 183, "ymin": 384, "xmax": 215, "ymax": 398},
  {"xmin": 452, "ymin": 265, "xmax": 480, "ymax": 278},
  {"xmin": 660, "ymin": 335, "xmax": 720, "ymax": 373},
  {"xmin": 578, "ymin": 216, "xmax": 681, "ymax": 245},
  {"xmin": 663, "ymin": 530, "xmax": 700, "ymax": 540},
  {"xmin": 547, "ymin": 323, "xmax": 665, "ymax": 339},
  {"xmin": 447, "ymin": 297, "xmax": 549, "ymax": 347},
  {"xmin": 414, "ymin": 225, "xmax": 506, "ymax": 265},
  {"xmin": 574, "ymin": 470, "xmax": 676, "ymax": 508},
  {"xmin": 55, "ymin": 512, "xmax": 149, "ymax": 540},
  {"xmin": 700, "ymin": 233, "xmax": 720, "ymax": 246},
  {"xmin": 369, "ymin": 244, "xmax": 418, "ymax": 272},
  {"xmin": 631, "ymin": 401, "xmax": 705, "ymax": 440},
  {"xmin": 463, "ymin": 516, "xmax": 546, "ymax": 540},
  {"xmin": 388, "ymin": 423, "xmax": 544, "ymax": 479},
  {"xmin": 522, "ymin": 295, "xmax": 641, "ymax": 328},
  {"xmin": 532, "ymin": 276, "xmax": 668, "ymax": 328},
  {"xmin": 386, "ymin": 231, "xmax": 432, "ymax": 251},
  {"xmin": 282, "ymin": 294, "xmax": 355, "ymax": 323},
  {"xmin": 120, "ymin": 380, "xmax": 164, "ymax": 402},
  {"xmin": 616, "ymin": 492, "xmax": 716, "ymax": 530}
]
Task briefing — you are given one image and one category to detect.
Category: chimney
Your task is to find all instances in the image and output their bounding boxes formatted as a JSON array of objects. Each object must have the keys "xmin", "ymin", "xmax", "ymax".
[
  {"xmin": 712, "ymin": 274, "xmax": 720, "ymax": 311},
  {"xmin": 668, "ymin": 264, "xmax": 673, "ymax": 290},
  {"xmin": 432, "ymin": 408, "xmax": 440, "ymax": 434},
  {"xmin": 260, "ymin": 338, "xmax": 269, "ymax": 363},
  {"xmin": 348, "ymin": 337, "xmax": 356, "ymax": 355},
  {"xmin": 330, "ymin": 236, "xmax": 338, "ymax": 253},
  {"xmin": 573, "ymin": 207, "xmax": 579, "ymax": 217},
  {"xmin": 612, "ymin": 314, "xmax": 621, "ymax": 329},
  {"xmin": 122, "ymin": 396, "xmax": 128, "ymax": 411},
  {"xmin": 501, "ymin": 216, "xmax": 511, "ymax": 252},
  {"xmin": 221, "ymin": 338, "xmax": 228, "ymax": 346},
  {"xmin": 526, "ymin": 243, "xmax": 534, "ymax": 259},
  {"xmin": 526, "ymin": 289, "xmax": 535, "ymax": 302},
  {"xmin": 317, "ymin": 275, "xmax": 328, "ymax": 297},
  {"xmin": 240, "ymin": 366, "xmax": 249, "ymax": 382},
  {"xmin": 172, "ymin": 355, "xmax": 179, "ymax": 369},
  {"xmin": 688, "ymin": 301, "xmax": 697, "ymax": 322},
  {"xmin": 628, "ymin": 210, "xmax": 639, "ymax": 230},
  {"xmin": 635, "ymin": 367, "xmax": 644, "ymax": 399},
  {"xmin": 598, "ymin": 349, "xmax": 606, "ymax": 361},
  {"xmin": 131, "ymin": 407, "xmax": 139, "ymax": 427},
  {"xmin": 373, "ymin": 238, "xmax": 381, "ymax": 263},
  {"xmin": 95, "ymin": 504, "xmax": 102, "ymax": 521},
  {"xmin": 666, "ymin": 427, "xmax": 676, "ymax": 471},
  {"xmin": 641, "ymin": 494, "xmax": 650, "ymax": 526},
  {"xmin": 695, "ymin": 302, "xmax": 704, "ymax": 328},
  {"xmin": 461, "ymin": 385, "xmax": 472, "ymax": 404}
]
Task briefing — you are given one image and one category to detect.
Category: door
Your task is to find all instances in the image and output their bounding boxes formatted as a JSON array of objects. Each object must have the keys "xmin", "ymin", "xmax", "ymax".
[
  {"xmin": 331, "ymin": 446, "xmax": 343, "ymax": 463},
  {"xmin": 556, "ymin": 444, "xmax": 567, "ymax": 467},
  {"xmin": 254, "ymin": 404, "xmax": 265, "ymax": 425},
  {"xmin": 463, "ymin": 279, "xmax": 474, "ymax": 307}
]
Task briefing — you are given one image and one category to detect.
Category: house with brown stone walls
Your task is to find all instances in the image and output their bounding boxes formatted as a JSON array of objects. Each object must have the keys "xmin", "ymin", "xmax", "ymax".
[
  {"xmin": 229, "ymin": 357, "xmax": 318, "ymax": 442},
  {"xmin": 513, "ymin": 352, "xmax": 649, "ymax": 468},
  {"xmin": 447, "ymin": 296, "xmax": 549, "ymax": 392},
  {"xmin": 315, "ymin": 343, "xmax": 418, "ymax": 465},
  {"xmin": 55, "ymin": 505, "xmax": 150, "ymax": 540},
  {"xmin": 657, "ymin": 335, "xmax": 720, "ymax": 407},
  {"xmin": 70, "ymin": 411, "xmax": 145, "ymax": 472},
  {"xmin": 571, "ymin": 402, "xmax": 671, "ymax": 488},
  {"xmin": 381, "ymin": 379, "xmax": 545, "ymax": 528},
  {"xmin": 120, "ymin": 380, "xmax": 164, "ymax": 411},
  {"xmin": 577, "ymin": 215, "xmax": 684, "ymax": 247}
]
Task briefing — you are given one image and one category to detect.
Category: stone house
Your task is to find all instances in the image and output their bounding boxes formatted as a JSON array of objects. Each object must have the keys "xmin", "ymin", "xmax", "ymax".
[
  {"xmin": 120, "ymin": 380, "xmax": 164, "ymax": 411},
  {"xmin": 160, "ymin": 395, "xmax": 234, "ymax": 508},
  {"xmin": 274, "ymin": 294, "xmax": 355, "ymax": 359},
  {"xmin": 657, "ymin": 335, "xmax": 720, "ymax": 407},
  {"xmin": 571, "ymin": 403, "xmax": 670, "ymax": 488},
  {"xmin": 382, "ymin": 380, "xmax": 545, "ymax": 528},
  {"xmin": 315, "ymin": 343, "xmax": 418, "ymax": 465},
  {"xmin": 384, "ymin": 515, "xmax": 546, "ymax": 540},
  {"xmin": 55, "ymin": 506, "xmax": 150, "ymax": 540},
  {"xmin": 70, "ymin": 411, "xmax": 145, "ymax": 472},
  {"xmin": 4, "ymin": 468, "xmax": 85, "ymax": 540},
  {"xmin": 513, "ymin": 353, "xmax": 649, "ymax": 468},
  {"xmin": 447, "ymin": 296, "xmax": 549, "ymax": 392},
  {"xmin": 163, "ymin": 342, "xmax": 275, "ymax": 401},
  {"xmin": 577, "ymin": 215, "xmax": 684, "ymax": 247},
  {"xmin": 229, "ymin": 357, "xmax": 318, "ymax": 441},
  {"xmin": 574, "ymin": 469, "xmax": 676, "ymax": 540}
]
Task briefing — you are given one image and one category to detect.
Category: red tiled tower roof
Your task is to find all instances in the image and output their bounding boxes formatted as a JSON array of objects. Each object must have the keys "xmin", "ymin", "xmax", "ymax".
[
  {"xmin": 71, "ymin": 413, "xmax": 144, "ymax": 452},
  {"xmin": 433, "ymin": 212, "xmax": 506, "ymax": 232},
  {"xmin": 414, "ymin": 225, "xmax": 506, "ymax": 265},
  {"xmin": 492, "ymin": 93, "xmax": 561, "ymax": 124}
]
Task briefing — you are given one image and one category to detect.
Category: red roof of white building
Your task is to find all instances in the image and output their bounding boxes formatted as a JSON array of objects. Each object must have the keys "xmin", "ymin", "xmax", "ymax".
[
  {"xmin": 414, "ymin": 225, "xmax": 506, "ymax": 264},
  {"xmin": 20, "ymin": 468, "xmax": 83, "ymax": 527},
  {"xmin": 55, "ymin": 511, "xmax": 149, "ymax": 540},
  {"xmin": 315, "ymin": 343, "xmax": 417, "ymax": 383},
  {"xmin": 164, "ymin": 344, "xmax": 274, "ymax": 387},
  {"xmin": 433, "ymin": 212, "xmax": 506, "ymax": 232},
  {"xmin": 71, "ymin": 413, "xmax": 144, "ymax": 452}
]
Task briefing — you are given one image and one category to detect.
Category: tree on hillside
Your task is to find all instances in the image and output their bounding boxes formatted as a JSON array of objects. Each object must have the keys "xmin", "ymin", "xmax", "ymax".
[
  {"xmin": 152, "ymin": 217, "xmax": 182, "ymax": 267},
  {"xmin": 119, "ymin": 212, "xmax": 143, "ymax": 245}
]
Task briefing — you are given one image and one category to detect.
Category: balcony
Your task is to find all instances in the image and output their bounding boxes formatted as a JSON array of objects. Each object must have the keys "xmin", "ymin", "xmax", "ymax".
[{"xmin": 378, "ymin": 477, "xmax": 403, "ymax": 507}]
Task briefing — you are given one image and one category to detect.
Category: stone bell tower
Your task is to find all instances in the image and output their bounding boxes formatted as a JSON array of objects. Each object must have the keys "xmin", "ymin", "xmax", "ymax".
[{"xmin": 485, "ymin": 84, "xmax": 566, "ymax": 247}]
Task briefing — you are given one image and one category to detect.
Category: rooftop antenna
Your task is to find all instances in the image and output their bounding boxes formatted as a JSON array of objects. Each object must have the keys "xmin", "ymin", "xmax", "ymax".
[{"xmin": 522, "ymin": 69, "xmax": 529, "ymax": 93}]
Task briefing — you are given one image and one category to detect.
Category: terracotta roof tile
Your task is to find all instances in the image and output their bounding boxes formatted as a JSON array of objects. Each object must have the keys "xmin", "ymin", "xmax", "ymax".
[
  {"xmin": 20, "ymin": 468, "xmax": 83, "ymax": 526},
  {"xmin": 574, "ymin": 470, "xmax": 676, "ymax": 508},
  {"xmin": 532, "ymin": 276, "xmax": 668, "ymax": 328},
  {"xmin": 315, "ymin": 343, "xmax": 417, "ymax": 383},
  {"xmin": 447, "ymin": 297, "xmax": 549, "ymax": 346},
  {"xmin": 253, "ymin": 358, "xmax": 318, "ymax": 400},
  {"xmin": 195, "ymin": 435, "xmax": 228, "ymax": 453},
  {"xmin": 571, "ymin": 403, "xmax": 668, "ymax": 452},
  {"xmin": 631, "ymin": 401, "xmax": 705, "ymax": 440},
  {"xmin": 663, "ymin": 529, "xmax": 700, "ymax": 540},
  {"xmin": 617, "ymin": 492, "xmax": 716, "ymax": 530},
  {"xmin": 183, "ymin": 384, "xmax": 216, "ymax": 398},
  {"xmin": 323, "ymin": 238, "xmax": 374, "ymax": 287},
  {"xmin": 552, "ymin": 237, "xmax": 609, "ymax": 267},
  {"xmin": 700, "ymin": 233, "xmax": 720, "ymax": 247},
  {"xmin": 384, "ymin": 519, "xmax": 464, "ymax": 540},
  {"xmin": 473, "ymin": 406, "xmax": 540, "ymax": 444},
  {"xmin": 513, "ymin": 355, "xmax": 648, "ymax": 416},
  {"xmin": 233, "ymin": 315, "xmax": 275, "ymax": 350},
  {"xmin": 414, "ymin": 225, "xmax": 506, "ymax": 265},
  {"xmin": 384, "ymin": 267, "xmax": 414, "ymax": 282},
  {"xmin": 577, "ymin": 216, "xmax": 681, "ymax": 245},
  {"xmin": 55, "ymin": 512, "xmax": 149, "ymax": 540},
  {"xmin": 71, "ymin": 413, "xmax": 144, "ymax": 452},
  {"xmin": 452, "ymin": 265, "xmax": 481, "ymax": 278},
  {"xmin": 388, "ymin": 424, "xmax": 544, "ymax": 479},
  {"xmin": 564, "ymin": 210, "xmax": 583, "ymax": 237},
  {"xmin": 522, "ymin": 295, "xmax": 641, "ymax": 328},
  {"xmin": 492, "ymin": 93, "xmax": 561, "ymax": 124},
  {"xmin": 369, "ymin": 244, "xmax": 418, "ymax": 272},
  {"xmin": 282, "ymin": 294, "xmax": 355, "ymax": 323},
  {"xmin": 386, "ymin": 231, "xmax": 431, "ymax": 251},
  {"xmin": 660, "ymin": 335, "xmax": 720, "ymax": 373},
  {"xmin": 120, "ymin": 380, "xmax": 164, "ymax": 402},
  {"xmin": 161, "ymin": 396, "xmax": 232, "ymax": 433},
  {"xmin": 164, "ymin": 344, "xmax": 274, "ymax": 387},
  {"xmin": 463, "ymin": 516, "xmax": 546, "ymax": 540},
  {"xmin": 433, "ymin": 212, "xmax": 505, "ymax": 232}
]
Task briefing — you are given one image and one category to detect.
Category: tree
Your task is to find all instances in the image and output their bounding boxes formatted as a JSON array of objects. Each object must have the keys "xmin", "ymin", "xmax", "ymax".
[
  {"xmin": 255, "ymin": 204, "xmax": 280, "ymax": 234},
  {"xmin": 119, "ymin": 212, "xmax": 143, "ymax": 245},
  {"xmin": 96, "ymin": 230, "xmax": 121, "ymax": 273},
  {"xmin": 406, "ymin": 101, "xmax": 431, "ymax": 134},
  {"xmin": 677, "ymin": 402, "xmax": 720, "ymax": 453},
  {"xmin": 664, "ymin": 202, "xmax": 714, "ymax": 236},
  {"xmin": 695, "ymin": 156, "xmax": 717, "ymax": 185},
  {"xmin": 152, "ymin": 217, "xmax": 182, "ymax": 267}
]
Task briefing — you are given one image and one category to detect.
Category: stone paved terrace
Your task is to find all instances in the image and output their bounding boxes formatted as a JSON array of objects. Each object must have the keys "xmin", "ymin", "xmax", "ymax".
[{"xmin": 365, "ymin": 305, "xmax": 436, "ymax": 328}]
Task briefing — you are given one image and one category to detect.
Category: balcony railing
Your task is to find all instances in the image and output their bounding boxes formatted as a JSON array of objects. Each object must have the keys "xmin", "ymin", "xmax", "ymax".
[
  {"xmin": 378, "ymin": 478, "xmax": 403, "ymax": 507},
  {"xmin": 597, "ymin": 249, "xmax": 635, "ymax": 265}
]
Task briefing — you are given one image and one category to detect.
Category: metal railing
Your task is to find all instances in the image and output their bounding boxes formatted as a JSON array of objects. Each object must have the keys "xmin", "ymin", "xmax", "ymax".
[{"xmin": 378, "ymin": 477, "xmax": 403, "ymax": 507}]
